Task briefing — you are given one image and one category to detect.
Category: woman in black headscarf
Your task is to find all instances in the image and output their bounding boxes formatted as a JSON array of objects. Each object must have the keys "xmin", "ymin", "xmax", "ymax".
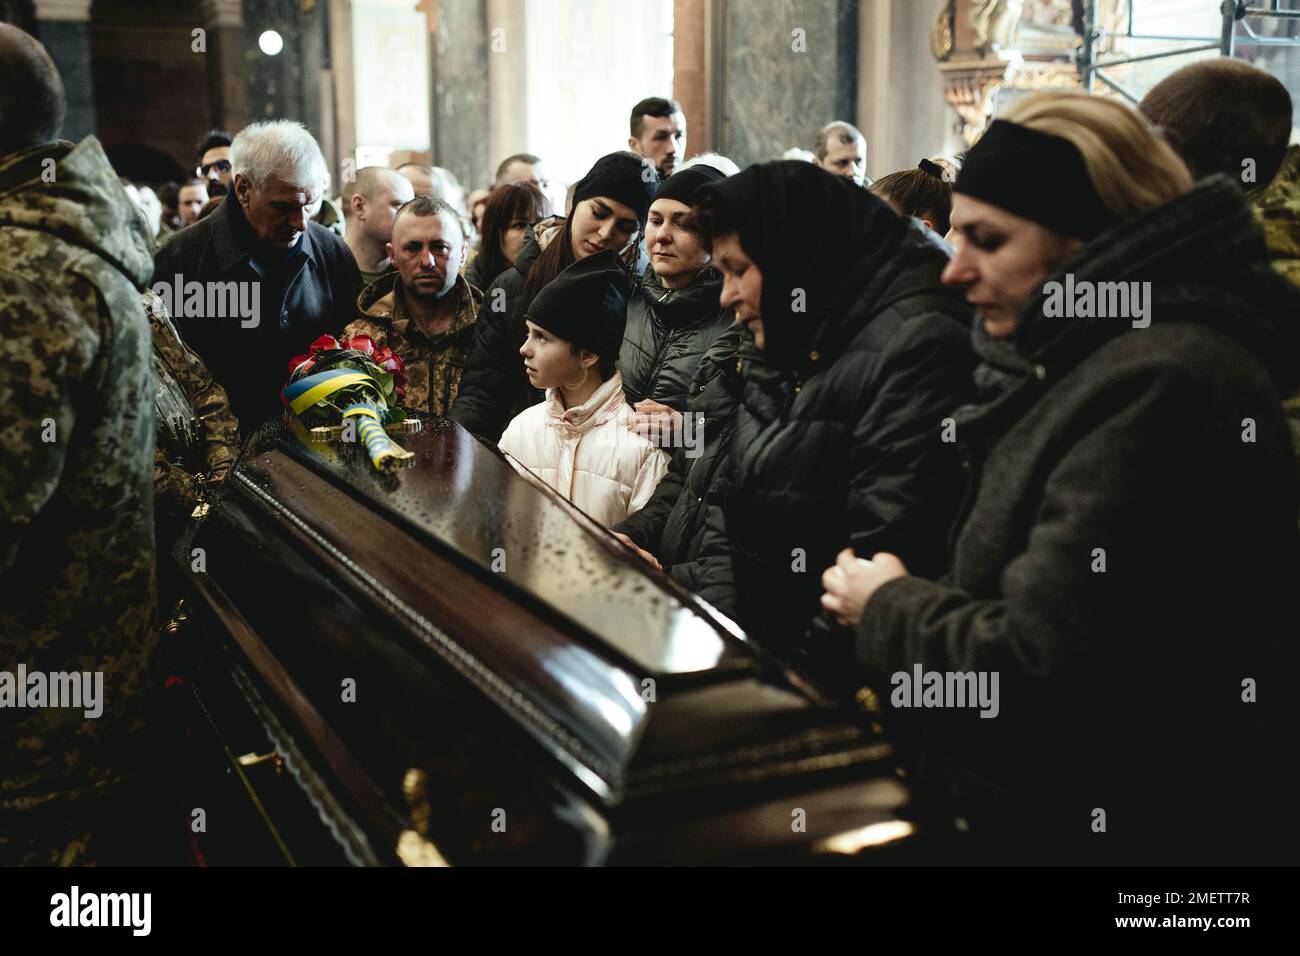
[{"xmin": 688, "ymin": 160, "xmax": 976, "ymax": 663}]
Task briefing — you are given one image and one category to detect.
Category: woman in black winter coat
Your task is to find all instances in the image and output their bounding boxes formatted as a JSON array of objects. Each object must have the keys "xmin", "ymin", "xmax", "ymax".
[
  {"xmin": 618, "ymin": 163, "xmax": 736, "ymax": 417},
  {"xmin": 449, "ymin": 152, "xmax": 658, "ymax": 442},
  {"xmin": 611, "ymin": 162, "xmax": 745, "ymax": 610},
  {"xmin": 821, "ymin": 92, "xmax": 1300, "ymax": 864},
  {"xmin": 689, "ymin": 161, "xmax": 977, "ymax": 657}
]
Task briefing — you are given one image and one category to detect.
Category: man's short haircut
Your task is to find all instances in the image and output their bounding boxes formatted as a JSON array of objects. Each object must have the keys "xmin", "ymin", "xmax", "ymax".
[
  {"xmin": 0, "ymin": 24, "xmax": 66, "ymax": 155},
  {"xmin": 1138, "ymin": 58, "xmax": 1293, "ymax": 188},
  {"xmin": 395, "ymin": 161, "xmax": 433, "ymax": 176},
  {"xmin": 230, "ymin": 121, "xmax": 328, "ymax": 191},
  {"xmin": 341, "ymin": 166, "xmax": 401, "ymax": 218},
  {"xmin": 494, "ymin": 152, "xmax": 542, "ymax": 184},
  {"xmin": 392, "ymin": 194, "xmax": 462, "ymax": 236},
  {"xmin": 180, "ymin": 178, "xmax": 207, "ymax": 192},
  {"xmin": 196, "ymin": 129, "xmax": 233, "ymax": 160},
  {"xmin": 630, "ymin": 97, "xmax": 683, "ymax": 139},
  {"xmin": 815, "ymin": 120, "xmax": 865, "ymax": 160}
]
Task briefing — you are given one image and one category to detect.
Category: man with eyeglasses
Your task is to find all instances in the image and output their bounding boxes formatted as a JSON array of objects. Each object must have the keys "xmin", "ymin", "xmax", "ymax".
[
  {"xmin": 343, "ymin": 196, "xmax": 481, "ymax": 418},
  {"xmin": 196, "ymin": 129, "xmax": 233, "ymax": 197}
]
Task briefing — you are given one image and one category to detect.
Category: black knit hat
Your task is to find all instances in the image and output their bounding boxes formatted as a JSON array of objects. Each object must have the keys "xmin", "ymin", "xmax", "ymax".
[
  {"xmin": 524, "ymin": 249, "xmax": 628, "ymax": 358},
  {"xmin": 572, "ymin": 152, "xmax": 659, "ymax": 224},
  {"xmin": 654, "ymin": 162, "xmax": 726, "ymax": 208}
]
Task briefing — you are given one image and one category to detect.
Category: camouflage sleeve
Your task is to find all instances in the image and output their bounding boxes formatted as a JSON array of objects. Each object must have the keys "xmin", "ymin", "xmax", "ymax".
[
  {"xmin": 145, "ymin": 289, "xmax": 240, "ymax": 477},
  {"xmin": 0, "ymin": 270, "xmax": 98, "ymax": 573},
  {"xmin": 155, "ymin": 450, "xmax": 200, "ymax": 522}
]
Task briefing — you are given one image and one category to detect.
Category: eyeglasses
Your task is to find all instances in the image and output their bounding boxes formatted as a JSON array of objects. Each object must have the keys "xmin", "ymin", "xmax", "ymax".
[{"xmin": 197, "ymin": 159, "xmax": 232, "ymax": 177}]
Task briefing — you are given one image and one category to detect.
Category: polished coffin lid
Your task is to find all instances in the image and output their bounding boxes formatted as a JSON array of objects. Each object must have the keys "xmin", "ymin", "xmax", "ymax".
[{"xmin": 185, "ymin": 419, "xmax": 899, "ymax": 852}]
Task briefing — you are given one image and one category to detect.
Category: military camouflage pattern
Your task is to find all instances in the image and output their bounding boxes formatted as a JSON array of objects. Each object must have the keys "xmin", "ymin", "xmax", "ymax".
[
  {"xmin": 145, "ymin": 286, "xmax": 240, "ymax": 525},
  {"xmin": 313, "ymin": 195, "xmax": 345, "ymax": 238},
  {"xmin": 1249, "ymin": 144, "xmax": 1300, "ymax": 490},
  {"xmin": 0, "ymin": 137, "xmax": 160, "ymax": 863},
  {"xmin": 1249, "ymin": 143, "xmax": 1300, "ymax": 288},
  {"xmin": 344, "ymin": 271, "xmax": 482, "ymax": 418}
]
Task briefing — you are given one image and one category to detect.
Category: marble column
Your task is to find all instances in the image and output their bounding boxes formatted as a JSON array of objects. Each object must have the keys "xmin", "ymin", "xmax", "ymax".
[
  {"xmin": 713, "ymin": 0, "xmax": 860, "ymax": 169},
  {"xmin": 673, "ymin": 0, "xmax": 710, "ymax": 158},
  {"xmin": 858, "ymin": 0, "xmax": 952, "ymax": 177},
  {"xmin": 326, "ymin": 0, "xmax": 357, "ymax": 187},
  {"xmin": 32, "ymin": 0, "xmax": 96, "ymax": 142},
  {"xmin": 200, "ymin": 0, "xmax": 249, "ymax": 132},
  {"xmin": 430, "ymin": 0, "xmax": 491, "ymax": 192},
  {"xmin": 485, "ymin": 0, "xmax": 526, "ymax": 184}
]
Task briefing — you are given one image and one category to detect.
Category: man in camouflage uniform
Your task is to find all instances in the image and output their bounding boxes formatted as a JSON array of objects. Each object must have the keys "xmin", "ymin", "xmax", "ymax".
[
  {"xmin": 1248, "ymin": 142, "xmax": 1300, "ymax": 483},
  {"xmin": 0, "ymin": 25, "xmax": 160, "ymax": 865},
  {"xmin": 344, "ymin": 196, "xmax": 482, "ymax": 418},
  {"xmin": 148, "ymin": 287, "xmax": 240, "ymax": 522},
  {"xmin": 1249, "ymin": 143, "xmax": 1300, "ymax": 288},
  {"xmin": 146, "ymin": 286, "xmax": 240, "ymax": 594}
]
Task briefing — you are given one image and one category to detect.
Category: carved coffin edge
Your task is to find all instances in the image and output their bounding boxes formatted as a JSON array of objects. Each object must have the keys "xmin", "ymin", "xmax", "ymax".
[
  {"xmin": 230, "ymin": 469, "xmax": 619, "ymax": 802},
  {"xmin": 276, "ymin": 426, "xmax": 753, "ymax": 678},
  {"xmin": 186, "ymin": 552, "xmax": 411, "ymax": 861},
  {"xmin": 231, "ymin": 467, "xmax": 881, "ymax": 806}
]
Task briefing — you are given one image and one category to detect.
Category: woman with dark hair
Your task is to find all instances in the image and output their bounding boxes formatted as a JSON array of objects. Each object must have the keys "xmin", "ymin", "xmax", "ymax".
[
  {"xmin": 820, "ymin": 91, "xmax": 1300, "ymax": 863},
  {"xmin": 464, "ymin": 180, "xmax": 552, "ymax": 292},
  {"xmin": 450, "ymin": 151, "xmax": 658, "ymax": 442}
]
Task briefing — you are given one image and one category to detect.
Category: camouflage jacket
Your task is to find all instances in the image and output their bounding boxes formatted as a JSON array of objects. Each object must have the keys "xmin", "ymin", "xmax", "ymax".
[
  {"xmin": 0, "ymin": 137, "xmax": 159, "ymax": 834},
  {"xmin": 146, "ymin": 286, "xmax": 240, "ymax": 527},
  {"xmin": 1248, "ymin": 143, "xmax": 1300, "ymax": 288},
  {"xmin": 1249, "ymin": 144, "xmax": 1300, "ymax": 492},
  {"xmin": 344, "ymin": 272, "xmax": 482, "ymax": 418}
]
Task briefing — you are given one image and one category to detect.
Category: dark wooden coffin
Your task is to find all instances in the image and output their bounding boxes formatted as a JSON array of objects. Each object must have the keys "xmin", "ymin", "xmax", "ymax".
[{"xmin": 172, "ymin": 417, "xmax": 919, "ymax": 865}]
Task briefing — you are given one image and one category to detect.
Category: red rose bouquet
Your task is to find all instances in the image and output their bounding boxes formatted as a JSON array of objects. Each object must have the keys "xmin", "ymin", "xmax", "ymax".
[{"xmin": 282, "ymin": 334, "xmax": 421, "ymax": 471}]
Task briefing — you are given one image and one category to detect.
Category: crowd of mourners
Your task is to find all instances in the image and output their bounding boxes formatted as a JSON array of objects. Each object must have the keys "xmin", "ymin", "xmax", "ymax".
[{"xmin": 3, "ymin": 16, "xmax": 1300, "ymax": 865}]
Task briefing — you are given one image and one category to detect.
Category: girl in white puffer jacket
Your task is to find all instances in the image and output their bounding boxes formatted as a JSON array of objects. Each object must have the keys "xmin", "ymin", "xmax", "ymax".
[{"xmin": 498, "ymin": 251, "xmax": 667, "ymax": 527}]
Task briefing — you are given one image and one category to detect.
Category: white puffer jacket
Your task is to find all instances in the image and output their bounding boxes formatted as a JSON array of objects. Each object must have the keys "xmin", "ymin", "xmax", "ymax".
[{"xmin": 498, "ymin": 372, "xmax": 668, "ymax": 527}]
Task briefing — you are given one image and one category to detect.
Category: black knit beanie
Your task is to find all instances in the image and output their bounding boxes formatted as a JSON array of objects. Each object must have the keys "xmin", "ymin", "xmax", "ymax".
[
  {"xmin": 571, "ymin": 152, "xmax": 659, "ymax": 224},
  {"xmin": 654, "ymin": 162, "xmax": 726, "ymax": 208},
  {"xmin": 524, "ymin": 250, "xmax": 628, "ymax": 358}
]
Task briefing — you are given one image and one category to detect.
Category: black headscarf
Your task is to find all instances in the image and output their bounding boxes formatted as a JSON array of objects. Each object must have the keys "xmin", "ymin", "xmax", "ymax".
[{"xmin": 695, "ymin": 160, "xmax": 908, "ymax": 370}]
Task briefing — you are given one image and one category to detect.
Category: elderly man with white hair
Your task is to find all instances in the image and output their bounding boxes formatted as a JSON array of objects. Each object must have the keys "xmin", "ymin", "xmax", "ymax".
[{"xmin": 152, "ymin": 120, "xmax": 362, "ymax": 431}]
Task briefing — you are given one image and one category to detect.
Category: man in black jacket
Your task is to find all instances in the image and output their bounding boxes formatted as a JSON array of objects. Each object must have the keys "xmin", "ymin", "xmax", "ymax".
[
  {"xmin": 152, "ymin": 120, "xmax": 362, "ymax": 432},
  {"xmin": 690, "ymin": 161, "xmax": 976, "ymax": 661}
]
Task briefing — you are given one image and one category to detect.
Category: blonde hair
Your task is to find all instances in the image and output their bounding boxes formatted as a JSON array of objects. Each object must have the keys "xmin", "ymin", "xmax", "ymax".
[{"xmin": 1001, "ymin": 92, "xmax": 1193, "ymax": 219}]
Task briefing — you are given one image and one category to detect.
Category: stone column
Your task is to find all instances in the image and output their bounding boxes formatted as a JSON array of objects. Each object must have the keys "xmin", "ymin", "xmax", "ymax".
[
  {"xmin": 430, "ymin": 0, "xmax": 491, "ymax": 190},
  {"xmin": 858, "ymin": 0, "xmax": 951, "ymax": 177},
  {"xmin": 484, "ymin": 0, "xmax": 526, "ymax": 182},
  {"xmin": 32, "ymin": 0, "xmax": 96, "ymax": 142},
  {"xmin": 712, "ymin": 0, "xmax": 860, "ymax": 169},
  {"xmin": 673, "ymin": 0, "xmax": 710, "ymax": 158},
  {"xmin": 199, "ymin": 0, "xmax": 249, "ymax": 132}
]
